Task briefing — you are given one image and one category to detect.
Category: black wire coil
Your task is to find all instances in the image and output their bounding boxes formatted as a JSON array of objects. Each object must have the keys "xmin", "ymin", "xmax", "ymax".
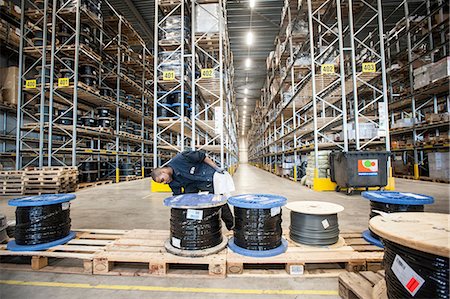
[
  {"xmin": 170, "ymin": 207, "xmax": 222, "ymax": 250},
  {"xmin": 14, "ymin": 203, "xmax": 71, "ymax": 245},
  {"xmin": 289, "ymin": 212, "xmax": 339, "ymax": 246},
  {"xmin": 384, "ymin": 239, "xmax": 449, "ymax": 299},
  {"xmin": 369, "ymin": 201, "xmax": 424, "ymax": 219},
  {"xmin": 234, "ymin": 207, "xmax": 282, "ymax": 251}
]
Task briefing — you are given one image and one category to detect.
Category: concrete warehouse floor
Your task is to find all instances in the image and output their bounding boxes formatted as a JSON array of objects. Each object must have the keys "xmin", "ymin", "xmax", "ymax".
[{"xmin": 0, "ymin": 164, "xmax": 449, "ymax": 299}]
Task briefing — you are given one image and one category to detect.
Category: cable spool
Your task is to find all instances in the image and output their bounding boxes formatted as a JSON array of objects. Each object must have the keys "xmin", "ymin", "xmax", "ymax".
[
  {"xmin": 7, "ymin": 194, "xmax": 76, "ymax": 251},
  {"xmin": 100, "ymin": 87, "xmax": 114, "ymax": 98},
  {"xmin": 228, "ymin": 194, "xmax": 288, "ymax": 257},
  {"xmin": 79, "ymin": 64, "xmax": 98, "ymax": 88},
  {"xmin": 0, "ymin": 214, "xmax": 8, "ymax": 243},
  {"xmin": 119, "ymin": 163, "xmax": 134, "ymax": 176},
  {"xmin": 370, "ymin": 212, "xmax": 449, "ymax": 299},
  {"xmin": 286, "ymin": 201, "xmax": 343, "ymax": 246},
  {"xmin": 361, "ymin": 191, "xmax": 434, "ymax": 248},
  {"xmin": 80, "ymin": 115, "xmax": 97, "ymax": 127},
  {"xmin": 163, "ymin": 194, "xmax": 228, "ymax": 257},
  {"xmin": 79, "ymin": 161, "xmax": 99, "ymax": 182}
]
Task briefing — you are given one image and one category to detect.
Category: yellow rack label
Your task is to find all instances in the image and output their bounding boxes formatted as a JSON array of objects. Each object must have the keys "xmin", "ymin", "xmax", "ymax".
[
  {"xmin": 362, "ymin": 62, "xmax": 376, "ymax": 73},
  {"xmin": 163, "ymin": 71, "xmax": 175, "ymax": 81},
  {"xmin": 25, "ymin": 79, "xmax": 37, "ymax": 89},
  {"xmin": 84, "ymin": 149, "xmax": 93, "ymax": 153},
  {"xmin": 201, "ymin": 68, "xmax": 214, "ymax": 79},
  {"xmin": 58, "ymin": 78, "xmax": 70, "ymax": 87},
  {"xmin": 321, "ymin": 64, "xmax": 335, "ymax": 74}
]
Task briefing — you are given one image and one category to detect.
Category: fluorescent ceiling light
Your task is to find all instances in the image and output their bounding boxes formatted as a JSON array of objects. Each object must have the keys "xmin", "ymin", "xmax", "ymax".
[
  {"xmin": 244, "ymin": 97, "xmax": 247, "ymax": 103},
  {"xmin": 249, "ymin": 0, "xmax": 255, "ymax": 8},
  {"xmin": 246, "ymin": 31, "xmax": 253, "ymax": 45},
  {"xmin": 245, "ymin": 58, "xmax": 251, "ymax": 68},
  {"xmin": 244, "ymin": 88, "xmax": 248, "ymax": 94}
]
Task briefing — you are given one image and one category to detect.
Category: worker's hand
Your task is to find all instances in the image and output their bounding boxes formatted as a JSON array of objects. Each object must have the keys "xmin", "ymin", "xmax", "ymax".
[{"xmin": 215, "ymin": 167, "xmax": 225, "ymax": 174}]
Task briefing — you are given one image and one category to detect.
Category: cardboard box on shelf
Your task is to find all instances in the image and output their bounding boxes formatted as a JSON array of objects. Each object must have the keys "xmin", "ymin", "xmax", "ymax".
[
  {"xmin": 0, "ymin": 66, "xmax": 19, "ymax": 106},
  {"xmin": 431, "ymin": 56, "xmax": 450, "ymax": 82}
]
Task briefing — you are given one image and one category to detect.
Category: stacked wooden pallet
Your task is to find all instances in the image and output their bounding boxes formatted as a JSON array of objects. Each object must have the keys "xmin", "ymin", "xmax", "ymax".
[
  {"xmin": 23, "ymin": 167, "xmax": 78, "ymax": 195},
  {"xmin": 0, "ymin": 166, "xmax": 78, "ymax": 196},
  {"xmin": 339, "ymin": 270, "xmax": 387, "ymax": 299},
  {"xmin": 0, "ymin": 171, "xmax": 24, "ymax": 196}
]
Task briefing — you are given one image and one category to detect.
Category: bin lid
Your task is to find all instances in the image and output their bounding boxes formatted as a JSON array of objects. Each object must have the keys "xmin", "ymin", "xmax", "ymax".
[
  {"xmin": 228, "ymin": 194, "xmax": 287, "ymax": 209},
  {"xmin": 163, "ymin": 193, "xmax": 226, "ymax": 208},
  {"xmin": 362, "ymin": 191, "xmax": 434, "ymax": 205},
  {"xmin": 369, "ymin": 212, "xmax": 449, "ymax": 257},
  {"xmin": 9, "ymin": 194, "xmax": 76, "ymax": 207}
]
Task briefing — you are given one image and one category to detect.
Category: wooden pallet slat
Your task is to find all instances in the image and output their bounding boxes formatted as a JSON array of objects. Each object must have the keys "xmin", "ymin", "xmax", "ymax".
[{"xmin": 338, "ymin": 270, "xmax": 387, "ymax": 299}]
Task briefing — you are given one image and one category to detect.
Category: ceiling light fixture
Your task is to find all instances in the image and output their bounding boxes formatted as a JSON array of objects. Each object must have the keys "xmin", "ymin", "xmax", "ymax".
[
  {"xmin": 246, "ymin": 31, "xmax": 253, "ymax": 45},
  {"xmin": 249, "ymin": 0, "xmax": 256, "ymax": 9},
  {"xmin": 245, "ymin": 58, "xmax": 251, "ymax": 68},
  {"xmin": 244, "ymin": 97, "xmax": 247, "ymax": 103},
  {"xmin": 244, "ymin": 88, "xmax": 248, "ymax": 95}
]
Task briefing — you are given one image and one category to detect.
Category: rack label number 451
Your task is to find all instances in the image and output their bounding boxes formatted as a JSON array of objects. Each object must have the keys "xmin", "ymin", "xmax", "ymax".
[
  {"xmin": 391, "ymin": 254, "xmax": 425, "ymax": 296},
  {"xmin": 163, "ymin": 71, "xmax": 175, "ymax": 81}
]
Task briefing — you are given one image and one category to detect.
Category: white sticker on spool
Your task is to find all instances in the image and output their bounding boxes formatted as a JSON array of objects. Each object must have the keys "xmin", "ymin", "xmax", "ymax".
[
  {"xmin": 400, "ymin": 192, "xmax": 427, "ymax": 199},
  {"xmin": 321, "ymin": 219, "xmax": 330, "ymax": 229},
  {"xmin": 171, "ymin": 237, "xmax": 181, "ymax": 248},
  {"xmin": 270, "ymin": 207, "xmax": 281, "ymax": 216},
  {"xmin": 391, "ymin": 254, "xmax": 425, "ymax": 296},
  {"xmin": 186, "ymin": 209, "xmax": 203, "ymax": 220},
  {"xmin": 61, "ymin": 202, "xmax": 70, "ymax": 210}
]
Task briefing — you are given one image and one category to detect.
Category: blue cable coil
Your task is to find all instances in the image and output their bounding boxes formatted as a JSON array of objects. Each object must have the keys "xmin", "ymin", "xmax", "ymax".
[
  {"xmin": 7, "ymin": 194, "xmax": 76, "ymax": 252},
  {"xmin": 228, "ymin": 194, "xmax": 288, "ymax": 257}
]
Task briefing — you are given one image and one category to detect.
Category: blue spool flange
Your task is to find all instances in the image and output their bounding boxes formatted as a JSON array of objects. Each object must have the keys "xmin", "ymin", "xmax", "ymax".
[
  {"xmin": 227, "ymin": 194, "xmax": 287, "ymax": 209},
  {"xmin": 361, "ymin": 191, "xmax": 434, "ymax": 205},
  {"xmin": 163, "ymin": 193, "xmax": 227, "ymax": 209},
  {"xmin": 228, "ymin": 194, "xmax": 288, "ymax": 257},
  {"xmin": 362, "ymin": 229, "xmax": 384, "ymax": 248},
  {"xmin": 7, "ymin": 194, "xmax": 76, "ymax": 251}
]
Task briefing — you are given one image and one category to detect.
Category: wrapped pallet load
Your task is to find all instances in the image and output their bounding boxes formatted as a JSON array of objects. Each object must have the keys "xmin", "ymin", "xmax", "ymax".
[{"xmin": 305, "ymin": 151, "xmax": 331, "ymax": 187}]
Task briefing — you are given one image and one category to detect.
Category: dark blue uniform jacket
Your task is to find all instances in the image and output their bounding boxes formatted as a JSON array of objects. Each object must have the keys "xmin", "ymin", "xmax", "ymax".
[{"xmin": 168, "ymin": 150, "xmax": 216, "ymax": 195}]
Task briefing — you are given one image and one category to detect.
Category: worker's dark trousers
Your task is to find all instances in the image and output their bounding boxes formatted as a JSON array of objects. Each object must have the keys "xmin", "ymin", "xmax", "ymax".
[{"xmin": 185, "ymin": 185, "xmax": 235, "ymax": 230}]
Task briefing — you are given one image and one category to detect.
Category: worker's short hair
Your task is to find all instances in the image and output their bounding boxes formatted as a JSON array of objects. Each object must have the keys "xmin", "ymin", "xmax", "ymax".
[{"xmin": 151, "ymin": 167, "xmax": 163, "ymax": 181}]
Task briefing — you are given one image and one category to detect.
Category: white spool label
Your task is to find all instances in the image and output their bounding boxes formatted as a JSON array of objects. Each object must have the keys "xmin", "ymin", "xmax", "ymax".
[
  {"xmin": 270, "ymin": 207, "xmax": 281, "ymax": 216},
  {"xmin": 61, "ymin": 202, "xmax": 70, "ymax": 210},
  {"xmin": 186, "ymin": 209, "xmax": 203, "ymax": 220},
  {"xmin": 290, "ymin": 265, "xmax": 304, "ymax": 275},
  {"xmin": 391, "ymin": 255, "xmax": 425, "ymax": 296},
  {"xmin": 171, "ymin": 237, "xmax": 181, "ymax": 248},
  {"xmin": 321, "ymin": 219, "xmax": 330, "ymax": 229}
]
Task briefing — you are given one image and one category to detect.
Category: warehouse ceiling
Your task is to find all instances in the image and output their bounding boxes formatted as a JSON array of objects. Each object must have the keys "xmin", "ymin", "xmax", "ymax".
[{"xmin": 107, "ymin": 0, "xmax": 282, "ymax": 137}]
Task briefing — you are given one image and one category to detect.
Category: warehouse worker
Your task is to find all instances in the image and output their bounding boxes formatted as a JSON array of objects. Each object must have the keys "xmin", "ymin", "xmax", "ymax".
[{"xmin": 151, "ymin": 150, "xmax": 235, "ymax": 230}]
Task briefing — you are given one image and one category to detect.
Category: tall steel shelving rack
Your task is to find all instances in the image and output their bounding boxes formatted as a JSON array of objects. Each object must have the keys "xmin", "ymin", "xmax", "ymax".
[
  {"xmin": 385, "ymin": 0, "xmax": 449, "ymax": 181},
  {"xmin": 248, "ymin": 0, "xmax": 392, "ymax": 190},
  {"xmin": 14, "ymin": 0, "xmax": 154, "ymax": 181},
  {"xmin": 153, "ymin": 0, "xmax": 238, "ymax": 171}
]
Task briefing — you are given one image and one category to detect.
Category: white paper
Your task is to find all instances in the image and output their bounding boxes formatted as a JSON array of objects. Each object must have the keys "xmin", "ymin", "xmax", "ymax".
[
  {"xmin": 391, "ymin": 255, "xmax": 425, "ymax": 296},
  {"xmin": 290, "ymin": 265, "xmax": 304, "ymax": 275},
  {"xmin": 61, "ymin": 202, "xmax": 70, "ymax": 210},
  {"xmin": 270, "ymin": 207, "xmax": 281, "ymax": 217},
  {"xmin": 171, "ymin": 237, "xmax": 181, "ymax": 248},
  {"xmin": 186, "ymin": 209, "xmax": 203, "ymax": 220},
  {"xmin": 322, "ymin": 219, "xmax": 330, "ymax": 229}
]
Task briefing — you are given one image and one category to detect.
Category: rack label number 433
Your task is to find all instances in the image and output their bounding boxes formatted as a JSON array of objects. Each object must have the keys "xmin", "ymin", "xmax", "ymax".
[
  {"xmin": 391, "ymin": 254, "xmax": 425, "ymax": 296},
  {"xmin": 201, "ymin": 68, "xmax": 214, "ymax": 79},
  {"xmin": 25, "ymin": 80, "xmax": 37, "ymax": 89},
  {"xmin": 163, "ymin": 71, "xmax": 175, "ymax": 81}
]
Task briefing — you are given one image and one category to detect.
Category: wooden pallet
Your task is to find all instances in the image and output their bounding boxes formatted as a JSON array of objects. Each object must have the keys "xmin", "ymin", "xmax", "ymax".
[
  {"xmin": 226, "ymin": 232, "xmax": 384, "ymax": 277},
  {"xmin": 77, "ymin": 180, "xmax": 114, "ymax": 190},
  {"xmin": 339, "ymin": 270, "xmax": 387, "ymax": 299},
  {"xmin": 118, "ymin": 175, "xmax": 143, "ymax": 182},
  {"xmin": 0, "ymin": 229, "xmax": 126, "ymax": 274},
  {"xmin": 93, "ymin": 229, "xmax": 227, "ymax": 277}
]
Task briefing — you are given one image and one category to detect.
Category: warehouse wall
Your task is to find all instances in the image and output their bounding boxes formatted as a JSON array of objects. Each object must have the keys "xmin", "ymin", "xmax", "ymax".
[{"xmin": 239, "ymin": 137, "xmax": 248, "ymax": 164}]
